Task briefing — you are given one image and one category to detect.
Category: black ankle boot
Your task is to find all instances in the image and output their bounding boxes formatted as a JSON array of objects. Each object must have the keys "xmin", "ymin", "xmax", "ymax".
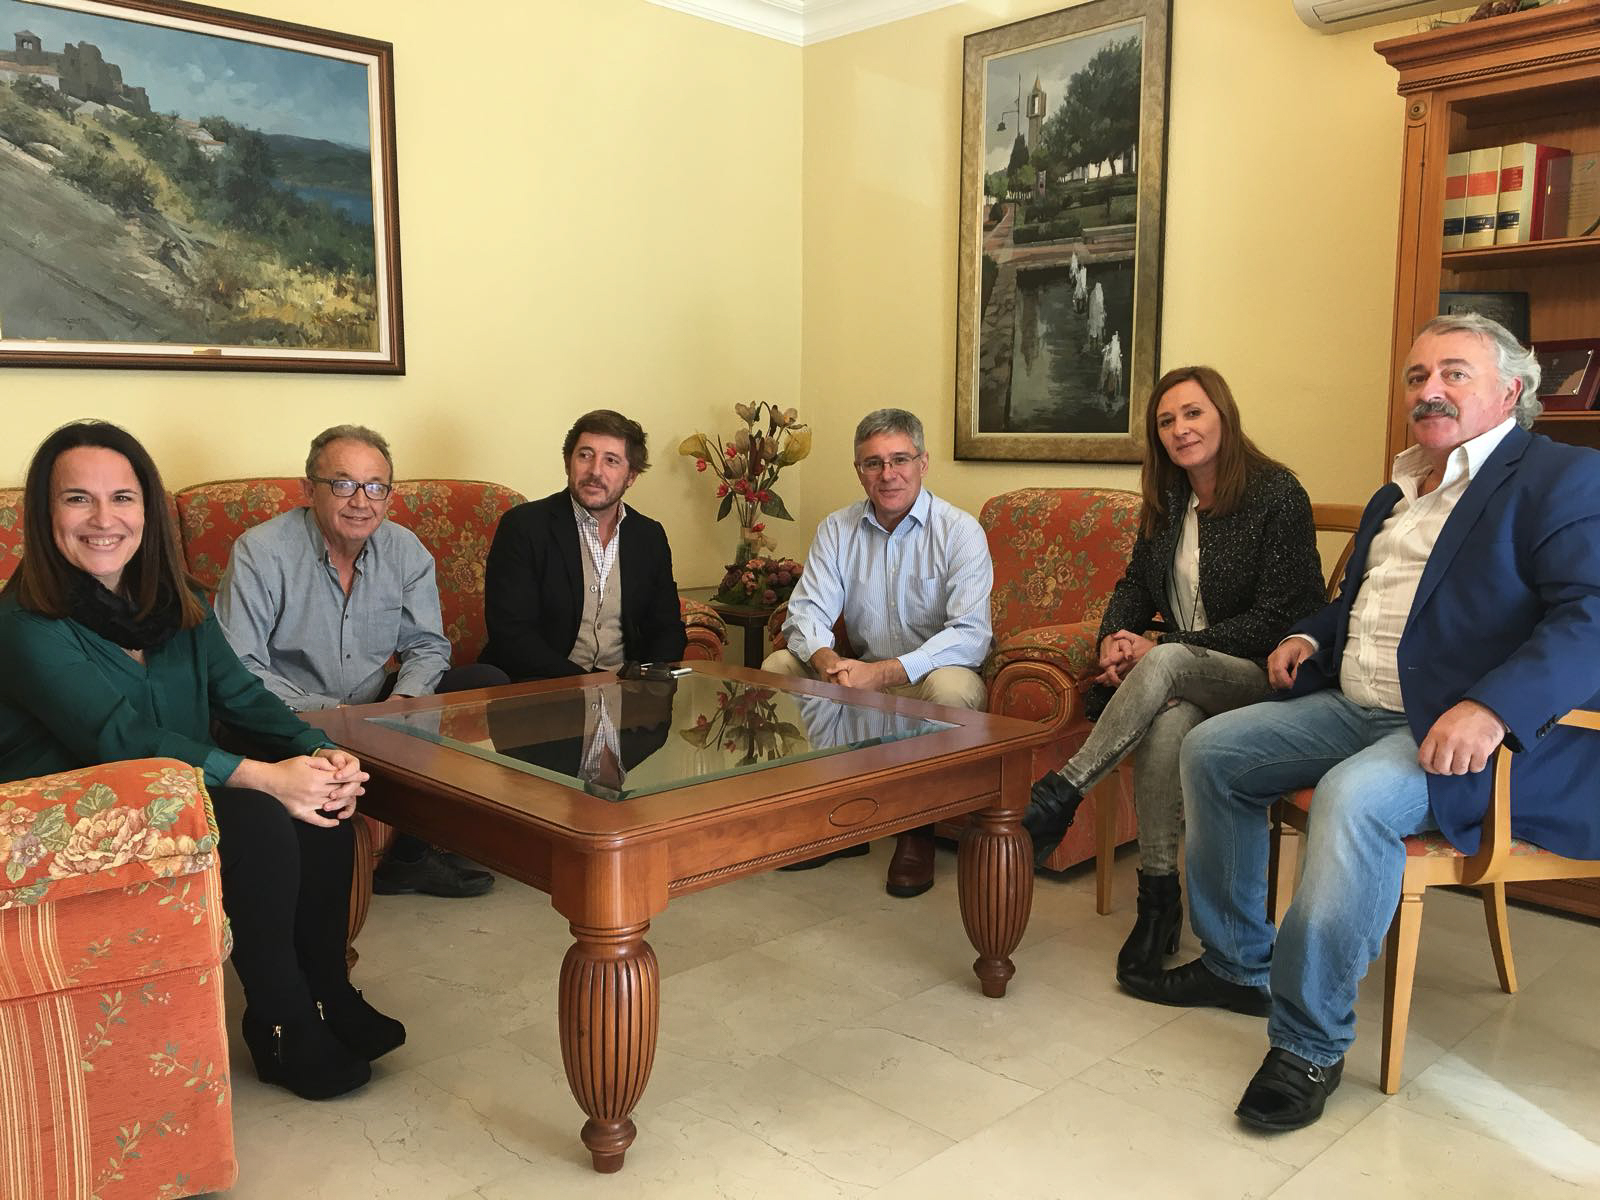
[
  {"xmin": 242, "ymin": 1007, "xmax": 371, "ymax": 1100},
  {"xmin": 1023, "ymin": 771, "xmax": 1085, "ymax": 867},
  {"xmin": 1115, "ymin": 870, "xmax": 1183, "ymax": 982},
  {"xmin": 314, "ymin": 983, "xmax": 407, "ymax": 1062}
]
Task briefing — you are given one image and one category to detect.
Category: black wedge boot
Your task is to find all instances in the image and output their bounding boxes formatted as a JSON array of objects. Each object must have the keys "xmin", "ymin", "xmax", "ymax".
[
  {"xmin": 242, "ymin": 1007, "xmax": 371, "ymax": 1100},
  {"xmin": 1115, "ymin": 870, "xmax": 1183, "ymax": 983},
  {"xmin": 315, "ymin": 983, "xmax": 407, "ymax": 1062}
]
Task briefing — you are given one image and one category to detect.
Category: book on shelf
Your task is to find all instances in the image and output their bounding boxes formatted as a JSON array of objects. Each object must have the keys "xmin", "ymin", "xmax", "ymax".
[
  {"xmin": 1540, "ymin": 153, "xmax": 1600, "ymax": 241},
  {"xmin": 1442, "ymin": 150, "xmax": 1469, "ymax": 251},
  {"xmin": 1494, "ymin": 142, "xmax": 1569, "ymax": 245},
  {"xmin": 1462, "ymin": 146, "xmax": 1501, "ymax": 249}
]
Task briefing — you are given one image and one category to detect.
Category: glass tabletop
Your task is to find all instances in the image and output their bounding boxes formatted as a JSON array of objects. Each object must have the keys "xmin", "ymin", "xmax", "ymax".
[{"xmin": 366, "ymin": 670, "xmax": 957, "ymax": 800}]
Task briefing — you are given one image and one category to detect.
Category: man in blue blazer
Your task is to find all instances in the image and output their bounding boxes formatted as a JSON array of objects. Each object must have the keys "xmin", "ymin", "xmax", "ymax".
[
  {"xmin": 480, "ymin": 410, "xmax": 687, "ymax": 681},
  {"xmin": 1121, "ymin": 313, "xmax": 1600, "ymax": 1131}
]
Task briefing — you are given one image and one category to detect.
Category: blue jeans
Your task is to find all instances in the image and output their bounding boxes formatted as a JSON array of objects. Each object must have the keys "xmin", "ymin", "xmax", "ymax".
[{"xmin": 1180, "ymin": 689, "xmax": 1436, "ymax": 1067}]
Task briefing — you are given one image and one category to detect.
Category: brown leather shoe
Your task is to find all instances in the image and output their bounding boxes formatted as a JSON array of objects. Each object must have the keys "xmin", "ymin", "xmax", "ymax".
[{"xmin": 886, "ymin": 826, "xmax": 935, "ymax": 898}]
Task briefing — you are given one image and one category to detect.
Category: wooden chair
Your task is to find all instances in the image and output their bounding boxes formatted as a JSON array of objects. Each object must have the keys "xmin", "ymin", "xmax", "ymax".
[
  {"xmin": 1088, "ymin": 501, "xmax": 1364, "ymax": 914},
  {"xmin": 1271, "ymin": 710, "xmax": 1600, "ymax": 1093}
]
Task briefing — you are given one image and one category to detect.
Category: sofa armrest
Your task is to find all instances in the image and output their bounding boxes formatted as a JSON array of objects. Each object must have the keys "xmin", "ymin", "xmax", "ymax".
[
  {"xmin": 681, "ymin": 597, "xmax": 728, "ymax": 661},
  {"xmin": 0, "ymin": 758, "xmax": 218, "ymax": 910}
]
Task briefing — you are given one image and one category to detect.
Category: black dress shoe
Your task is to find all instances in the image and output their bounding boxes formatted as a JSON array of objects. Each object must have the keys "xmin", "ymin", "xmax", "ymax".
[
  {"xmin": 779, "ymin": 843, "xmax": 871, "ymax": 871},
  {"xmin": 373, "ymin": 845, "xmax": 494, "ymax": 897},
  {"xmin": 1118, "ymin": 957, "xmax": 1272, "ymax": 1017},
  {"xmin": 1235, "ymin": 1048, "xmax": 1344, "ymax": 1132},
  {"xmin": 1023, "ymin": 771, "xmax": 1084, "ymax": 867}
]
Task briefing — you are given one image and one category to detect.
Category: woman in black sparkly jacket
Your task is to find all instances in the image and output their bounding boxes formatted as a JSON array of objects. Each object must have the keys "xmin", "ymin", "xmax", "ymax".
[{"xmin": 1024, "ymin": 366, "xmax": 1326, "ymax": 984}]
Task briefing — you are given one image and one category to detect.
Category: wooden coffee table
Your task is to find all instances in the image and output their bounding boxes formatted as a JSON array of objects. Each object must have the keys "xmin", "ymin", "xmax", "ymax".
[{"xmin": 307, "ymin": 663, "xmax": 1050, "ymax": 1173}]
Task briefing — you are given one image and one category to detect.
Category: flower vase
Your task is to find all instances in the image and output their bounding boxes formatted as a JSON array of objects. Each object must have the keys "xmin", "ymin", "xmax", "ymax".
[{"xmin": 735, "ymin": 523, "xmax": 766, "ymax": 566}]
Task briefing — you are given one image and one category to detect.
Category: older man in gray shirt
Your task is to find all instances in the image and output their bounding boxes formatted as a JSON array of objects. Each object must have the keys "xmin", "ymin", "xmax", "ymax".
[{"xmin": 216, "ymin": 424, "xmax": 505, "ymax": 898}]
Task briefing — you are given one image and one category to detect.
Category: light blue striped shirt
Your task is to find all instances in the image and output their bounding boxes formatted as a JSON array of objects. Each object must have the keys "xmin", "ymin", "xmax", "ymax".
[{"xmin": 783, "ymin": 489, "xmax": 993, "ymax": 684}]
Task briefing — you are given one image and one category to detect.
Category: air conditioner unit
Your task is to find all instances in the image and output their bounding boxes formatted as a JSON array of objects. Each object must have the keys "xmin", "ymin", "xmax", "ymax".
[{"xmin": 1293, "ymin": 0, "xmax": 1460, "ymax": 33}]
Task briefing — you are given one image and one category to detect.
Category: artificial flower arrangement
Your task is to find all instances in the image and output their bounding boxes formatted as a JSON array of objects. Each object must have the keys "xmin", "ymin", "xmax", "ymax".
[
  {"xmin": 679, "ymin": 402, "xmax": 811, "ymax": 564},
  {"xmin": 711, "ymin": 555, "xmax": 804, "ymax": 608},
  {"xmin": 679, "ymin": 683, "xmax": 807, "ymax": 766}
]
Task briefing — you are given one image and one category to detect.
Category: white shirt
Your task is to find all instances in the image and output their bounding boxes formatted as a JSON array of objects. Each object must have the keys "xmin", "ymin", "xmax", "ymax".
[
  {"xmin": 1339, "ymin": 417, "xmax": 1518, "ymax": 711},
  {"xmin": 571, "ymin": 496, "xmax": 626, "ymax": 603},
  {"xmin": 1165, "ymin": 494, "xmax": 1209, "ymax": 633}
]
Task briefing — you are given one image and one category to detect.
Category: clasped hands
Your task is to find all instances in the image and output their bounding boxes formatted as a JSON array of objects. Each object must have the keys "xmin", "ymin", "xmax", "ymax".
[
  {"xmin": 1267, "ymin": 636, "xmax": 1506, "ymax": 775},
  {"xmin": 811, "ymin": 648, "xmax": 908, "ymax": 693},
  {"xmin": 1095, "ymin": 629, "xmax": 1157, "ymax": 686},
  {"xmin": 233, "ymin": 748, "xmax": 369, "ymax": 827}
]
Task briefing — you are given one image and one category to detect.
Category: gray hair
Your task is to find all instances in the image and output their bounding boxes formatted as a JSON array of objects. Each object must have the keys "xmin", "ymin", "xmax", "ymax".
[
  {"xmin": 1418, "ymin": 312, "xmax": 1543, "ymax": 429},
  {"xmin": 853, "ymin": 408, "xmax": 926, "ymax": 455},
  {"xmin": 305, "ymin": 424, "xmax": 394, "ymax": 478}
]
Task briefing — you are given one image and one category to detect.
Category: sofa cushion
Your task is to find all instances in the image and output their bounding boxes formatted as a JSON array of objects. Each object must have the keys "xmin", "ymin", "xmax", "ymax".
[{"xmin": 0, "ymin": 487, "xmax": 21, "ymax": 586}]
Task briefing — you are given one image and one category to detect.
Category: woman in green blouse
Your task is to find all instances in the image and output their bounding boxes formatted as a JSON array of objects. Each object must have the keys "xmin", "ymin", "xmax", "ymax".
[{"xmin": 0, "ymin": 421, "xmax": 404, "ymax": 1100}]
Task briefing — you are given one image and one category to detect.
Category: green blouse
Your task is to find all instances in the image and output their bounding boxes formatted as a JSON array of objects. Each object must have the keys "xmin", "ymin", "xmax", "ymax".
[{"xmin": 0, "ymin": 593, "xmax": 328, "ymax": 787}]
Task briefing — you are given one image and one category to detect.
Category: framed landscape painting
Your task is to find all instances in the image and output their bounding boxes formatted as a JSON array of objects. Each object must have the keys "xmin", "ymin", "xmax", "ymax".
[
  {"xmin": 0, "ymin": 0, "xmax": 402, "ymax": 372},
  {"xmin": 954, "ymin": 0, "xmax": 1171, "ymax": 462}
]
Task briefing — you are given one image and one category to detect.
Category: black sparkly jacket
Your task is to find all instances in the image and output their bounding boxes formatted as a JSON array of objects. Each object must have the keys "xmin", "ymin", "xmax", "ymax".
[{"xmin": 1086, "ymin": 463, "xmax": 1326, "ymax": 719}]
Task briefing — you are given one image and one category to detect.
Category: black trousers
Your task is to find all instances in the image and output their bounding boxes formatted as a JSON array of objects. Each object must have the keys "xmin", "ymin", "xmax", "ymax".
[{"xmin": 211, "ymin": 786, "xmax": 354, "ymax": 1017}]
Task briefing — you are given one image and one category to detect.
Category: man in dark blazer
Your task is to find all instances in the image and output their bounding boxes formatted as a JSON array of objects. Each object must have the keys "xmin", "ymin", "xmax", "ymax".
[
  {"xmin": 1121, "ymin": 313, "xmax": 1600, "ymax": 1132},
  {"xmin": 480, "ymin": 410, "xmax": 687, "ymax": 681}
]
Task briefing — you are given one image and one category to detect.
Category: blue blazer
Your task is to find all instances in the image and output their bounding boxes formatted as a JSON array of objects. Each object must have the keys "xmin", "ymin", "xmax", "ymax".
[{"xmin": 1286, "ymin": 426, "xmax": 1600, "ymax": 859}]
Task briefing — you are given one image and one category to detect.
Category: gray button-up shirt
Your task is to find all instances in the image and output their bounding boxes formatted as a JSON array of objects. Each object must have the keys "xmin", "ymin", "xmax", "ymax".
[{"xmin": 215, "ymin": 507, "xmax": 452, "ymax": 711}]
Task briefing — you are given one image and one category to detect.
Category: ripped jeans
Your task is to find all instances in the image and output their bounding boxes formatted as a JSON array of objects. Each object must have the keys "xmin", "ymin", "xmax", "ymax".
[{"xmin": 1056, "ymin": 642, "xmax": 1268, "ymax": 874}]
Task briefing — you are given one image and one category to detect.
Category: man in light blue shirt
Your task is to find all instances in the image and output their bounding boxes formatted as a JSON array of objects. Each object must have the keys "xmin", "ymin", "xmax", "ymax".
[{"xmin": 763, "ymin": 408, "xmax": 993, "ymax": 897}]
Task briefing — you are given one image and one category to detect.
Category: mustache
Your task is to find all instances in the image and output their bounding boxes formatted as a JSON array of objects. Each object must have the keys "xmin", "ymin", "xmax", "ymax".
[{"xmin": 1411, "ymin": 399, "xmax": 1460, "ymax": 421}]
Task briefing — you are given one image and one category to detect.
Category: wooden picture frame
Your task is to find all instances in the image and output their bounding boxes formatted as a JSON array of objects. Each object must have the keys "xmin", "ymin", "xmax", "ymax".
[
  {"xmin": 0, "ymin": 0, "xmax": 402, "ymax": 372},
  {"xmin": 954, "ymin": 0, "xmax": 1171, "ymax": 463},
  {"xmin": 1535, "ymin": 338, "xmax": 1600, "ymax": 412}
]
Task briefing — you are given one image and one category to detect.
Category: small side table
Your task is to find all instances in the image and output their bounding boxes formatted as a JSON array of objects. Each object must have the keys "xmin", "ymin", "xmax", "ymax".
[{"xmin": 708, "ymin": 601, "xmax": 777, "ymax": 669}]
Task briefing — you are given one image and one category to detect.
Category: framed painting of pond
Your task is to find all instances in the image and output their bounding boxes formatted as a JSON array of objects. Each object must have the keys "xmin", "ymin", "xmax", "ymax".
[
  {"xmin": 954, "ymin": 0, "xmax": 1170, "ymax": 462},
  {"xmin": 0, "ymin": 0, "xmax": 402, "ymax": 372}
]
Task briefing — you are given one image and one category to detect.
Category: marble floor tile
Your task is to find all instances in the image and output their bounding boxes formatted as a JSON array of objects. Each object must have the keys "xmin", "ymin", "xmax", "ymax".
[
  {"xmin": 1268, "ymin": 1101, "xmax": 1595, "ymax": 1198},
  {"xmin": 784, "ymin": 1022, "xmax": 1041, "ymax": 1139},
  {"xmin": 868, "ymin": 1078, "xmax": 1294, "ymax": 1200}
]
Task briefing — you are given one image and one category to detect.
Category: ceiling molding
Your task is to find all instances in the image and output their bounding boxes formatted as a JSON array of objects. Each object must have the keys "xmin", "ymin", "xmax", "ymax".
[{"xmin": 646, "ymin": 0, "xmax": 963, "ymax": 46}]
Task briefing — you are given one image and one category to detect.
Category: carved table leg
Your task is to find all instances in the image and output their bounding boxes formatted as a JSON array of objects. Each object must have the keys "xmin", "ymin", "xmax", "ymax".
[
  {"xmin": 559, "ymin": 920, "xmax": 660, "ymax": 1173},
  {"xmin": 958, "ymin": 807, "xmax": 1034, "ymax": 998}
]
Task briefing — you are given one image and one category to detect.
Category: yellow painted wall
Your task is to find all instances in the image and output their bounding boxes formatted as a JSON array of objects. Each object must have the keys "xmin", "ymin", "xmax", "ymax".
[
  {"xmin": 5, "ymin": 0, "xmax": 1463, "ymax": 584},
  {"xmin": 796, "ymin": 0, "xmax": 1444, "ymax": 538},
  {"xmin": 2, "ymin": 0, "xmax": 801, "ymax": 587}
]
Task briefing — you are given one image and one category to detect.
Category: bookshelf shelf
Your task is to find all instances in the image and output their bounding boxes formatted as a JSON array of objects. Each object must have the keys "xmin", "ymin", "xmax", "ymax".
[
  {"xmin": 1442, "ymin": 236, "xmax": 1600, "ymax": 273},
  {"xmin": 1378, "ymin": 1, "xmax": 1600, "ymax": 921}
]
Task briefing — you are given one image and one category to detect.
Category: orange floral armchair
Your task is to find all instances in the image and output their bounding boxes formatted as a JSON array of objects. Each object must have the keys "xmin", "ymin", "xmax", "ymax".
[
  {"xmin": 979, "ymin": 488, "xmax": 1143, "ymax": 890},
  {"xmin": 0, "ymin": 758, "xmax": 236, "ymax": 1199}
]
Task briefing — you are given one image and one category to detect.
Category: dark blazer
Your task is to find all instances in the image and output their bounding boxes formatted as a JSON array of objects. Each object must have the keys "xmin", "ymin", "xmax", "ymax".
[
  {"xmin": 479, "ymin": 491, "xmax": 688, "ymax": 681},
  {"xmin": 1088, "ymin": 464, "xmax": 1326, "ymax": 718},
  {"xmin": 1286, "ymin": 426, "xmax": 1600, "ymax": 859}
]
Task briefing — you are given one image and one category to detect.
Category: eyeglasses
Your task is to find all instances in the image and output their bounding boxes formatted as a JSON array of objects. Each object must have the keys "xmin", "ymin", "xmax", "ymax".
[
  {"xmin": 856, "ymin": 453, "xmax": 922, "ymax": 475},
  {"xmin": 309, "ymin": 476, "xmax": 392, "ymax": 500}
]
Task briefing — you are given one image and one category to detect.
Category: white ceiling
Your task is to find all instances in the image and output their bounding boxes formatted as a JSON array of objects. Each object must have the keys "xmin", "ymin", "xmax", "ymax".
[{"xmin": 646, "ymin": 0, "xmax": 965, "ymax": 46}]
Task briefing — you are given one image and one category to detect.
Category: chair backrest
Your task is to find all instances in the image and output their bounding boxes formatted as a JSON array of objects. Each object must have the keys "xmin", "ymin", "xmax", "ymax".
[
  {"xmin": 980, "ymin": 487, "xmax": 1143, "ymax": 637},
  {"xmin": 1311, "ymin": 502, "xmax": 1364, "ymax": 602},
  {"xmin": 174, "ymin": 477, "xmax": 526, "ymax": 663}
]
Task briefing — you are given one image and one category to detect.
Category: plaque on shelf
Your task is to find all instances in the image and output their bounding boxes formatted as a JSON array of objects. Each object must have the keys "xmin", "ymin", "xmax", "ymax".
[
  {"xmin": 1439, "ymin": 291, "xmax": 1529, "ymax": 344},
  {"xmin": 1540, "ymin": 153, "xmax": 1600, "ymax": 240},
  {"xmin": 1534, "ymin": 339, "xmax": 1600, "ymax": 412}
]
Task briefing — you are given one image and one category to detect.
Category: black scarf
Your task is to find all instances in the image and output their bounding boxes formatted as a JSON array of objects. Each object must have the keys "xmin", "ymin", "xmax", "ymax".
[{"xmin": 65, "ymin": 568, "xmax": 183, "ymax": 652}]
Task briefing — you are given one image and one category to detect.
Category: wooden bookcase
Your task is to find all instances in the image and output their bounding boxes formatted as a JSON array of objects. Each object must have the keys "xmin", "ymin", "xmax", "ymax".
[{"xmin": 1378, "ymin": 2, "xmax": 1600, "ymax": 920}]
